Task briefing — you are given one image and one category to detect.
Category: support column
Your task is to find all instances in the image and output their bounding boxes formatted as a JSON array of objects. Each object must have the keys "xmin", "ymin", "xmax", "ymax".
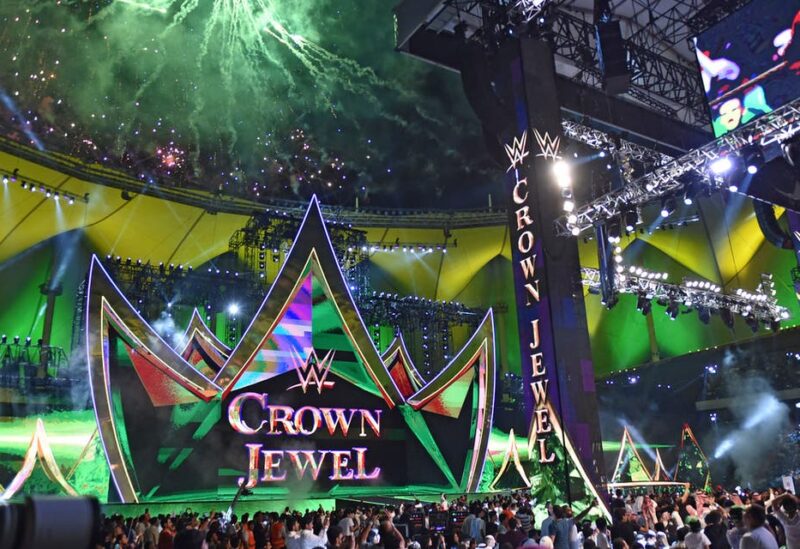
[
  {"xmin": 500, "ymin": 37, "xmax": 606, "ymax": 500},
  {"xmin": 38, "ymin": 283, "xmax": 63, "ymax": 379}
]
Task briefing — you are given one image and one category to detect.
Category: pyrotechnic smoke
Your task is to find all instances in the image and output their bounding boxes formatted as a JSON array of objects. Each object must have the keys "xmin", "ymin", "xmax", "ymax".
[
  {"xmin": 711, "ymin": 349, "xmax": 791, "ymax": 487},
  {"xmin": 151, "ymin": 310, "xmax": 187, "ymax": 350}
]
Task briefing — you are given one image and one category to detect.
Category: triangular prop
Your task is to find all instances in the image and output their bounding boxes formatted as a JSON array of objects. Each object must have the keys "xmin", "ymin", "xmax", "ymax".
[
  {"xmin": 489, "ymin": 429, "xmax": 531, "ymax": 490},
  {"xmin": 611, "ymin": 427, "xmax": 652, "ymax": 483},
  {"xmin": 0, "ymin": 419, "xmax": 78, "ymax": 500},
  {"xmin": 653, "ymin": 449, "xmax": 672, "ymax": 481},
  {"xmin": 381, "ymin": 334, "xmax": 425, "ymax": 398},
  {"xmin": 674, "ymin": 424, "xmax": 711, "ymax": 490},
  {"xmin": 180, "ymin": 309, "xmax": 230, "ymax": 377}
]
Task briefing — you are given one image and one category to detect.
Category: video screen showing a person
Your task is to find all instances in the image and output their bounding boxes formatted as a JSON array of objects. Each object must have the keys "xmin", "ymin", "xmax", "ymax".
[{"xmin": 695, "ymin": 1, "xmax": 800, "ymax": 136}]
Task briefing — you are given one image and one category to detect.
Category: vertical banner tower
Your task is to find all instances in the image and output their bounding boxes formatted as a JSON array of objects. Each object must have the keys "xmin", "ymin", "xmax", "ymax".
[{"xmin": 502, "ymin": 37, "xmax": 605, "ymax": 502}]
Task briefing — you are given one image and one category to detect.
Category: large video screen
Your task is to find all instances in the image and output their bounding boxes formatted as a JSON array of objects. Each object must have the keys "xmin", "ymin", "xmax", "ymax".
[{"xmin": 695, "ymin": 0, "xmax": 800, "ymax": 137}]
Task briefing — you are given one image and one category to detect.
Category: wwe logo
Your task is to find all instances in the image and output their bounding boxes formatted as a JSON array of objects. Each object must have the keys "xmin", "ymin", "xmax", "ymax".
[
  {"xmin": 288, "ymin": 349, "xmax": 336, "ymax": 394},
  {"xmin": 505, "ymin": 131, "xmax": 529, "ymax": 172},
  {"xmin": 533, "ymin": 129, "xmax": 561, "ymax": 162}
]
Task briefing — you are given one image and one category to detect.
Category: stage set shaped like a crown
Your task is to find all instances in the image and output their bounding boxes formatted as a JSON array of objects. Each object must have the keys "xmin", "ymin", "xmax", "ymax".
[{"xmin": 85, "ymin": 197, "xmax": 497, "ymax": 503}]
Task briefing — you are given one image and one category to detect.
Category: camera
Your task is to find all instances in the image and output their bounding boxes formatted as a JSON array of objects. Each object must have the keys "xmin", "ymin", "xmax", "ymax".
[{"xmin": 0, "ymin": 496, "xmax": 100, "ymax": 549}]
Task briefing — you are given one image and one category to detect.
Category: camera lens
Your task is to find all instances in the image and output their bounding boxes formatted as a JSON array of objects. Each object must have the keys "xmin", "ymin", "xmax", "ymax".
[{"xmin": 0, "ymin": 496, "xmax": 100, "ymax": 549}]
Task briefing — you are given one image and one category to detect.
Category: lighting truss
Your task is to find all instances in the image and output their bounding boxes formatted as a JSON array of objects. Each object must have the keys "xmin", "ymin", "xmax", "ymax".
[
  {"xmin": 625, "ymin": 0, "xmax": 706, "ymax": 57},
  {"xmin": 362, "ymin": 240, "xmax": 457, "ymax": 254},
  {"xmin": 560, "ymin": 119, "xmax": 674, "ymax": 168},
  {"xmin": 548, "ymin": 9, "xmax": 707, "ymax": 124},
  {"xmin": 515, "ymin": 0, "xmax": 549, "ymax": 22},
  {"xmin": 581, "ymin": 267, "xmax": 790, "ymax": 323},
  {"xmin": 556, "ymin": 96, "xmax": 800, "ymax": 236},
  {"xmin": 1, "ymin": 168, "xmax": 89, "ymax": 204},
  {"xmin": 0, "ymin": 136, "xmax": 504, "ymax": 229}
]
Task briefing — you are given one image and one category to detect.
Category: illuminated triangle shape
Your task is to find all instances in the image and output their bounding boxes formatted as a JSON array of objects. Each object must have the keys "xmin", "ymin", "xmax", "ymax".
[
  {"xmin": 653, "ymin": 449, "xmax": 672, "ymax": 481},
  {"xmin": 674, "ymin": 424, "xmax": 711, "ymax": 490},
  {"xmin": 521, "ymin": 402, "xmax": 612, "ymax": 519},
  {"xmin": 381, "ymin": 334, "xmax": 425, "ymax": 398},
  {"xmin": 611, "ymin": 427, "xmax": 652, "ymax": 483},
  {"xmin": 0, "ymin": 419, "xmax": 78, "ymax": 501},
  {"xmin": 406, "ymin": 310, "xmax": 497, "ymax": 490},
  {"xmin": 209, "ymin": 197, "xmax": 403, "ymax": 404},
  {"xmin": 179, "ymin": 308, "xmax": 230, "ymax": 377},
  {"xmin": 489, "ymin": 429, "xmax": 531, "ymax": 490}
]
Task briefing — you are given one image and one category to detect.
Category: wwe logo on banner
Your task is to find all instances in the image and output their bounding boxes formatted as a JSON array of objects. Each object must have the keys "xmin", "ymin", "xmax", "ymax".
[
  {"xmin": 505, "ymin": 131, "xmax": 529, "ymax": 172},
  {"xmin": 288, "ymin": 349, "xmax": 336, "ymax": 394},
  {"xmin": 533, "ymin": 129, "xmax": 561, "ymax": 162},
  {"xmin": 516, "ymin": 0, "xmax": 549, "ymax": 22}
]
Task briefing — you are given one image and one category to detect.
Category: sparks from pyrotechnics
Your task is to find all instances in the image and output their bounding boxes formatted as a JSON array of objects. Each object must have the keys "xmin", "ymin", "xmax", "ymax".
[{"xmin": 96, "ymin": 0, "xmax": 432, "ymax": 157}]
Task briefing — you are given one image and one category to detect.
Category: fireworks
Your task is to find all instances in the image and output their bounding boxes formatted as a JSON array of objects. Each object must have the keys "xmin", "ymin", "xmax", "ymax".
[
  {"xmin": 0, "ymin": 0, "xmax": 495, "ymax": 206},
  {"xmin": 156, "ymin": 144, "xmax": 185, "ymax": 171}
]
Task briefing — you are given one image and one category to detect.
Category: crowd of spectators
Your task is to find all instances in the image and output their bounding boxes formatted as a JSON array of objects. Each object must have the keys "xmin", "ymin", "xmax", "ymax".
[{"xmin": 93, "ymin": 488, "xmax": 800, "ymax": 549}]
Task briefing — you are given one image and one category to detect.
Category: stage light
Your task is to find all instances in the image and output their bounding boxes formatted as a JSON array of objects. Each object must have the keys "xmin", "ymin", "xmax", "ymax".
[
  {"xmin": 728, "ymin": 183, "xmax": 739, "ymax": 193},
  {"xmin": 636, "ymin": 295, "xmax": 651, "ymax": 315},
  {"xmin": 709, "ymin": 156, "xmax": 733, "ymax": 175},
  {"xmin": 682, "ymin": 181, "xmax": 697, "ymax": 205},
  {"xmin": 567, "ymin": 213, "xmax": 578, "ymax": 224},
  {"xmin": 227, "ymin": 303, "xmax": 240, "ymax": 316},
  {"xmin": 21, "ymin": 181, "xmax": 27, "ymax": 189},
  {"xmin": 1, "ymin": 335, "xmax": 5, "ymax": 344},
  {"xmin": 1, "ymin": 175, "xmax": 7, "ymax": 184},
  {"xmin": 570, "ymin": 226, "xmax": 580, "ymax": 236},
  {"xmin": 602, "ymin": 292, "xmax": 619, "ymax": 310},
  {"xmin": 781, "ymin": 134, "xmax": 800, "ymax": 168},
  {"xmin": 666, "ymin": 299, "xmax": 679, "ymax": 320},
  {"xmin": 660, "ymin": 197, "xmax": 675, "ymax": 218},
  {"xmin": 13, "ymin": 336, "xmax": 19, "ymax": 344},
  {"xmin": 744, "ymin": 314, "xmax": 759, "ymax": 333},
  {"xmin": 563, "ymin": 199, "xmax": 575, "ymax": 212},
  {"xmin": 623, "ymin": 209, "xmax": 638, "ymax": 232},
  {"xmin": 697, "ymin": 307, "xmax": 711, "ymax": 325},
  {"xmin": 746, "ymin": 165, "xmax": 758, "ymax": 175},
  {"xmin": 552, "ymin": 161, "xmax": 572, "ymax": 188},
  {"xmin": 720, "ymin": 308, "xmax": 735, "ymax": 329},
  {"xmin": 607, "ymin": 219, "xmax": 621, "ymax": 243},
  {"xmin": 10, "ymin": 169, "xmax": 17, "ymax": 182},
  {"xmin": 25, "ymin": 337, "xmax": 31, "ymax": 347},
  {"xmin": 67, "ymin": 196, "xmax": 75, "ymax": 205}
]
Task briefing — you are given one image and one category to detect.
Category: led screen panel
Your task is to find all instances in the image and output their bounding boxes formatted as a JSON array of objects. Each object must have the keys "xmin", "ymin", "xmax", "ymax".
[{"xmin": 695, "ymin": 1, "xmax": 800, "ymax": 136}]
